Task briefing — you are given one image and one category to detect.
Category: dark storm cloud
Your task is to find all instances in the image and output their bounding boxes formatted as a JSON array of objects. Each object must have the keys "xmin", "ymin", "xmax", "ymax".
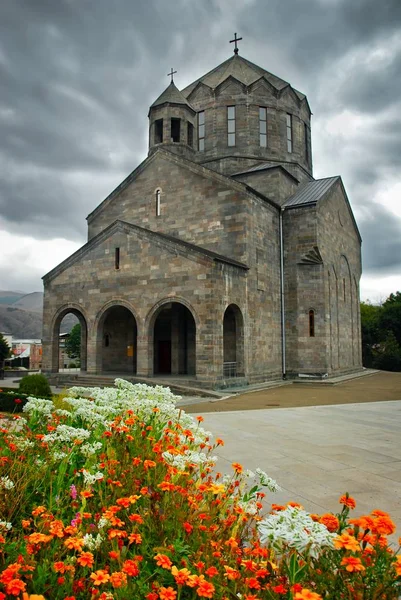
[{"xmin": 359, "ymin": 203, "xmax": 401, "ymax": 273}]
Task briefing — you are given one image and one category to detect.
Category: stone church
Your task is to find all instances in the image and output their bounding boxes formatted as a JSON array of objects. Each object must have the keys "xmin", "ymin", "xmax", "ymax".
[{"xmin": 42, "ymin": 47, "xmax": 362, "ymax": 388}]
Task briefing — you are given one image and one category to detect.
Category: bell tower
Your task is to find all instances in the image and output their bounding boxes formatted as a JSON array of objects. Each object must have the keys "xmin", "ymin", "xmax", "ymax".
[{"xmin": 148, "ymin": 71, "xmax": 197, "ymax": 159}]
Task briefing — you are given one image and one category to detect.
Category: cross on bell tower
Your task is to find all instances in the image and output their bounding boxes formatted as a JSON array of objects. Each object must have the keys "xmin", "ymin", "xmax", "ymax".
[
  {"xmin": 230, "ymin": 32, "xmax": 242, "ymax": 55},
  {"xmin": 167, "ymin": 67, "xmax": 177, "ymax": 83}
]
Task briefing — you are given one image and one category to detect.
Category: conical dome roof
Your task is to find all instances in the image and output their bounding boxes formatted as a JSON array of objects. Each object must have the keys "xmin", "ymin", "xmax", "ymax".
[
  {"xmin": 150, "ymin": 81, "xmax": 195, "ymax": 110},
  {"xmin": 181, "ymin": 54, "xmax": 306, "ymax": 102}
]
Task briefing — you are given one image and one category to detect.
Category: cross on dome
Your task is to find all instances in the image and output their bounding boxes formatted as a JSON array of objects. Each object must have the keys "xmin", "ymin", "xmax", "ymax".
[
  {"xmin": 229, "ymin": 32, "xmax": 243, "ymax": 54},
  {"xmin": 167, "ymin": 67, "xmax": 177, "ymax": 83}
]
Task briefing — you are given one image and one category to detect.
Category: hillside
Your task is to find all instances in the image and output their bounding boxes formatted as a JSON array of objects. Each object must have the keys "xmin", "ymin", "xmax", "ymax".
[
  {"xmin": 0, "ymin": 305, "xmax": 42, "ymax": 338},
  {"xmin": 0, "ymin": 291, "xmax": 78, "ymax": 338}
]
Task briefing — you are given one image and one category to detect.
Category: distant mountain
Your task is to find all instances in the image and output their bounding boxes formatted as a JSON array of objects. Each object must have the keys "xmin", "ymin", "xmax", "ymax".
[
  {"xmin": 12, "ymin": 292, "xmax": 43, "ymax": 313},
  {"xmin": 0, "ymin": 291, "xmax": 78, "ymax": 338},
  {"xmin": 0, "ymin": 291, "xmax": 26, "ymax": 305},
  {"xmin": 0, "ymin": 305, "xmax": 42, "ymax": 338}
]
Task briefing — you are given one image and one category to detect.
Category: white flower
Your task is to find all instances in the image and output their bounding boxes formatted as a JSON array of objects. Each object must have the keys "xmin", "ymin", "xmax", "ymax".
[
  {"xmin": 255, "ymin": 468, "xmax": 281, "ymax": 492},
  {"xmin": 83, "ymin": 533, "xmax": 103, "ymax": 550},
  {"xmin": 258, "ymin": 506, "xmax": 335, "ymax": 557},
  {"xmin": 82, "ymin": 470, "xmax": 104, "ymax": 486},
  {"xmin": 245, "ymin": 469, "xmax": 256, "ymax": 479},
  {"xmin": 0, "ymin": 476, "xmax": 15, "ymax": 490},
  {"xmin": 0, "ymin": 520, "xmax": 12, "ymax": 530}
]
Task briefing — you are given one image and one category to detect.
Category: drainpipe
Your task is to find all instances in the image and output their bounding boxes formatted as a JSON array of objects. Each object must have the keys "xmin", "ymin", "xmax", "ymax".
[{"xmin": 279, "ymin": 208, "xmax": 286, "ymax": 379}]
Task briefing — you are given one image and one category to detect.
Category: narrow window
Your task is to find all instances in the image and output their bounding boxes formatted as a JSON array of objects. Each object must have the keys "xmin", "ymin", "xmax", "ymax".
[
  {"xmin": 304, "ymin": 123, "xmax": 310, "ymax": 164},
  {"xmin": 156, "ymin": 189, "xmax": 161, "ymax": 216},
  {"xmin": 198, "ymin": 111, "xmax": 205, "ymax": 151},
  {"xmin": 154, "ymin": 119, "xmax": 163, "ymax": 144},
  {"xmin": 104, "ymin": 334, "xmax": 110, "ymax": 348},
  {"xmin": 286, "ymin": 113, "xmax": 293, "ymax": 153},
  {"xmin": 309, "ymin": 310, "xmax": 315, "ymax": 337},
  {"xmin": 227, "ymin": 106, "xmax": 236, "ymax": 146},
  {"xmin": 115, "ymin": 247, "xmax": 120, "ymax": 270},
  {"xmin": 259, "ymin": 107, "xmax": 267, "ymax": 147},
  {"xmin": 171, "ymin": 118, "xmax": 180, "ymax": 142},
  {"xmin": 343, "ymin": 278, "xmax": 346, "ymax": 301},
  {"xmin": 187, "ymin": 122, "xmax": 194, "ymax": 148}
]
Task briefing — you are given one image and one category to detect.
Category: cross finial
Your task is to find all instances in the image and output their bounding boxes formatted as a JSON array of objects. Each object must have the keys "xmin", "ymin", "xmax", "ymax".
[
  {"xmin": 167, "ymin": 67, "xmax": 177, "ymax": 83},
  {"xmin": 230, "ymin": 32, "xmax": 242, "ymax": 55}
]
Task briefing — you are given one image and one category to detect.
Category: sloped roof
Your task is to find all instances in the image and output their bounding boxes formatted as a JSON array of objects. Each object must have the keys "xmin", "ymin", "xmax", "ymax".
[
  {"xmin": 150, "ymin": 81, "xmax": 194, "ymax": 110},
  {"xmin": 283, "ymin": 177, "xmax": 340, "ymax": 208},
  {"xmin": 43, "ymin": 219, "xmax": 248, "ymax": 283},
  {"xmin": 232, "ymin": 163, "xmax": 299, "ymax": 183},
  {"xmin": 181, "ymin": 54, "xmax": 306, "ymax": 102}
]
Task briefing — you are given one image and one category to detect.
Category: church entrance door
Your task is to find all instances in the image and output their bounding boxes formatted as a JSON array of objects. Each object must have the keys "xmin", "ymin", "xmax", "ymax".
[
  {"xmin": 99, "ymin": 305, "xmax": 137, "ymax": 374},
  {"xmin": 223, "ymin": 304, "xmax": 245, "ymax": 378},
  {"xmin": 153, "ymin": 302, "xmax": 196, "ymax": 376},
  {"xmin": 158, "ymin": 341, "xmax": 171, "ymax": 374}
]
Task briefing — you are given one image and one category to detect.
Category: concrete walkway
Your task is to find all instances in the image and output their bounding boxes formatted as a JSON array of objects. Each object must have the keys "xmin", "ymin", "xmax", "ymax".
[{"xmin": 202, "ymin": 400, "xmax": 401, "ymax": 540}]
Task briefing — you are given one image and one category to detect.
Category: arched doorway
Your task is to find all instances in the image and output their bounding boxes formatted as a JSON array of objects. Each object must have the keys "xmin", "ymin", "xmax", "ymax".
[
  {"xmin": 153, "ymin": 302, "xmax": 196, "ymax": 375},
  {"xmin": 223, "ymin": 304, "xmax": 244, "ymax": 378},
  {"xmin": 52, "ymin": 308, "xmax": 87, "ymax": 373},
  {"xmin": 98, "ymin": 306, "xmax": 137, "ymax": 373}
]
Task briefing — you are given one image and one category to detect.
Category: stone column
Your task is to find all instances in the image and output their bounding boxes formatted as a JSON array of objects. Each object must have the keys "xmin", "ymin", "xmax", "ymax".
[{"xmin": 136, "ymin": 334, "xmax": 152, "ymax": 377}]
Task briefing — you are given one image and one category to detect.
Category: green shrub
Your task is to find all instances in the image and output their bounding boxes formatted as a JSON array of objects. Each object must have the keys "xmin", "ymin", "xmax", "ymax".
[
  {"xmin": 18, "ymin": 373, "xmax": 52, "ymax": 398},
  {"xmin": 0, "ymin": 390, "xmax": 29, "ymax": 413}
]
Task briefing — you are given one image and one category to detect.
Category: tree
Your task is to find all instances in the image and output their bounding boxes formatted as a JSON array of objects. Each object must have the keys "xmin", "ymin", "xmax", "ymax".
[
  {"xmin": 379, "ymin": 291, "xmax": 401, "ymax": 347},
  {"xmin": 65, "ymin": 324, "xmax": 81, "ymax": 360},
  {"xmin": 360, "ymin": 301, "xmax": 381, "ymax": 367}
]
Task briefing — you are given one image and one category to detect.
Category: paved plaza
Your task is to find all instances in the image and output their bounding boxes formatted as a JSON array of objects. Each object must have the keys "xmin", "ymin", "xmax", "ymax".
[{"xmin": 201, "ymin": 400, "xmax": 401, "ymax": 539}]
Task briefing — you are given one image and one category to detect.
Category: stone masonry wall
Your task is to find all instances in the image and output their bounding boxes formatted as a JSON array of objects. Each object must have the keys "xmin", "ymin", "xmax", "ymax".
[
  {"xmin": 317, "ymin": 181, "xmax": 362, "ymax": 372},
  {"xmin": 87, "ymin": 151, "xmax": 249, "ymax": 265}
]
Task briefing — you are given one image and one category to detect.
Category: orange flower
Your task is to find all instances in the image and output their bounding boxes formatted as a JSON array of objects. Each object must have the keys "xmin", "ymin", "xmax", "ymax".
[
  {"xmin": 197, "ymin": 580, "xmax": 215, "ymax": 598},
  {"xmin": 109, "ymin": 571, "xmax": 127, "ymax": 588},
  {"xmin": 205, "ymin": 566, "xmax": 218, "ymax": 577},
  {"xmin": 53, "ymin": 562, "xmax": 67, "ymax": 574},
  {"xmin": 108, "ymin": 551, "xmax": 120, "ymax": 560},
  {"xmin": 154, "ymin": 553, "xmax": 172, "ymax": 569},
  {"xmin": 373, "ymin": 515, "xmax": 396, "ymax": 536},
  {"xmin": 77, "ymin": 552, "xmax": 94, "ymax": 568},
  {"xmin": 334, "ymin": 533, "xmax": 360, "ymax": 552},
  {"xmin": 27, "ymin": 533, "xmax": 53, "ymax": 545},
  {"xmin": 294, "ymin": 590, "xmax": 322, "ymax": 600},
  {"xmin": 183, "ymin": 522, "xmax": 193, "ymax": 534},
  {"xmin": 320, "ymin": 514, "xmax": 339, "ymax": 533},
  {"xmin": 22, "ymin": 595, "xmax": 46, "ymax": 600},
  {"xmin": 128, "ymin": 533, "xmax": 142, "ymax": 544},
  {"xmin": 224, "ymin": 565, "xmax": 240, "ymax": 580},
  {"xmin": 232, "ymin": 462, "xmax": 243, "ymax": 474},
  {"xmin": 6, "ymin": 579, "xmax": 26, "ymax": 596},
  {"xmin": 394, "ymin": 555, "xmax": 401, "ymax": 577},
  {"xmin": 341, "ymin": 556, "xmax": 365, "ymax": 572},
  {"xmin": 90, "ymin": 570, "xmax": 110, "ymax": 585},
  {"xmin": 31, "ymin": 506, "xmax": 46, "ymax": 517},
  {"xmin": 339, "ymin": 495, "xmax": 356, "ymax": 509},
  {"xmin": 64, "ymin": 537, "xmax": 84, "ymax": 551},
  {"xmin": 159, "ymin": 587, "xmax": 177, "ymax": 600},
  {"xmin": 196, "ymin": 416, "xmax": 204, "ymax": 422},
  {"xmin": 122, "ymin": 559, "xmax": 140, "ymax": 577},
  {"xmin": 171, "ymin": 566, "xmax": 191, "ymax": 585}
]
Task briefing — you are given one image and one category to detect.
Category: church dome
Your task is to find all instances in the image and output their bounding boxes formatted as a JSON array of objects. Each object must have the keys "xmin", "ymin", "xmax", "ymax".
[{"xmin": 180, "ymin": 53, "xmax": 313, "ymax": 178}]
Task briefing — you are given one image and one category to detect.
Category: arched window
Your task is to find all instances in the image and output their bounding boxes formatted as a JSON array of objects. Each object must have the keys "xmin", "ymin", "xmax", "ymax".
[
  {"xmin": 309, "ymin": 310, "xmax": 315, "ymax": 337},
  {"xmin": 156, "ymin": 189, "xmax": 161, "ymax": 216}
]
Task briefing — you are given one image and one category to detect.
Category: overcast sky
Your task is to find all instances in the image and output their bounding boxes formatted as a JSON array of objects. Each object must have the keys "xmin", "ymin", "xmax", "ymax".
[{"xmin": 0, "ymin": 0, "xmax": 401, "ymax": 302}]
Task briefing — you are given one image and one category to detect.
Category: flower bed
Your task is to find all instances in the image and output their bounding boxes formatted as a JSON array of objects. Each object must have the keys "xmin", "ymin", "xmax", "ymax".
[{"xmin": 0, "ymin": 379, "xmax": 400, "ymax": 599}]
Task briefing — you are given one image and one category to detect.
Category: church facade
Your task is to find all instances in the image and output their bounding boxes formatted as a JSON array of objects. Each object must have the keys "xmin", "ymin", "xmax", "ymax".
[{"xmin": 42, "ymin": 52, "xmax": 362, "ymax": 387}]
